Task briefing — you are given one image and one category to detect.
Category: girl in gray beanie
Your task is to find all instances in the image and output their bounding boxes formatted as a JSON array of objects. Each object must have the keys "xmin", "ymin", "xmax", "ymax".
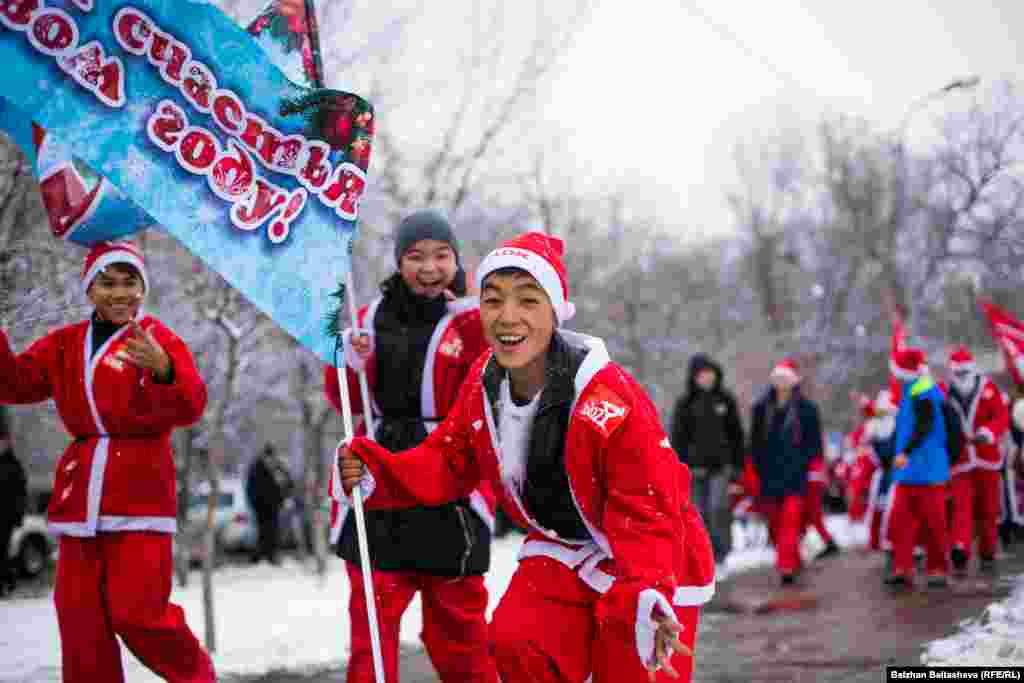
[{"xmin": 326, "ymin": 208, "xmax": 496, "ymax": 683}]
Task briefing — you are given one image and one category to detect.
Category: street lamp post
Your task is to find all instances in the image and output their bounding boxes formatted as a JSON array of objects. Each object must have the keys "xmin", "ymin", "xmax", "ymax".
[{"xmin": 892, "ymin": 76, "xmax": 981, "ymax": 329}]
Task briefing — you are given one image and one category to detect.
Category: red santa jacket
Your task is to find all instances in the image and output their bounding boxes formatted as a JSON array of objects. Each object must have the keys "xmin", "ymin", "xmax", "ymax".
[
  {"xmin": 0, "ymin": 318, "xmax": 206, "ymax": 536},
  {"xmin": 846, "ymin": 423, "xmax": 878, "ymax": 522},
  {"xmin": 951, "ymin": 376, "xmax": 1010, "ymax": 475},
  {"xmin": 324, "ymin": 295, "xmax": 495, "ymax": 540},
  {"xmin": 340, "ymin": 332, "xmax": 714, "ymax": 664}
]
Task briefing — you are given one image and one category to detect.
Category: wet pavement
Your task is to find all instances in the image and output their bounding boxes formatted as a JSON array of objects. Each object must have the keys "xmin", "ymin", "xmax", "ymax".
[{"xmin": 222, "ymin": 547, "xmax": 1024, "ymax": 683}]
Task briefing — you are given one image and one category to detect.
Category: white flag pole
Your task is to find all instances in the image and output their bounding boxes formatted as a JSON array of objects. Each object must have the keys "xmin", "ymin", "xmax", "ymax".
[{"xmin": 334, "ymin": 269, "xmax": 384, "ymax": 683}]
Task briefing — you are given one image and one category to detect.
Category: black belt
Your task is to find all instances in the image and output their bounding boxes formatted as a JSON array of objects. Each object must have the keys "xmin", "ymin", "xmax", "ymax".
[{"xmin": 374, "ymin": 415, "xmax": 445, "ymax": 424}]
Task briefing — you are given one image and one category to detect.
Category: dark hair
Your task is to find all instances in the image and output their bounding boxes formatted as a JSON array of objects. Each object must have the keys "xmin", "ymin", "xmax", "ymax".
[{"xmin": 480, "ymin": 266, "xmax": 533, "ymax": 287}]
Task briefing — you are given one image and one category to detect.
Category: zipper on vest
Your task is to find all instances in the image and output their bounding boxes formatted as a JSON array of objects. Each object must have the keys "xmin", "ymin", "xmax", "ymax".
[{"xmin": 455, "ymin": 504, "xmax": 474, "ymax": 577}]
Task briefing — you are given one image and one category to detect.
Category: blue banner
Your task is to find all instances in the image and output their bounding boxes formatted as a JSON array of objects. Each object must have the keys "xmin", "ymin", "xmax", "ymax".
[{"xmin": 0, "ymin": 0, "xmax": 374, "ymax": 364}]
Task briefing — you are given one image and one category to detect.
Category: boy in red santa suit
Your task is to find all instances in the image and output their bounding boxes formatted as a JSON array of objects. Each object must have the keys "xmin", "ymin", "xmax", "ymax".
[
  {"xmin": 0, "ymin": 241, "xmax": 214, "ymax": 682},
  {"xmin": 324, "ymin": 210, "xmax": 497, "ymax": 683},
  {"xmin": 946, "ymin": 346, "xmax": 1010, "ymax": 576},
  {"xmin": 336, "ymin": 231, "xmax": 714, "ymax": 683}
]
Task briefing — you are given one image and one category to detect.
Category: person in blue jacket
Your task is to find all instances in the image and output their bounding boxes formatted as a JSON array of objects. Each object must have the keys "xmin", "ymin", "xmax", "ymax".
[{"xmin": 885, "ymin": 347, "xmax": 951, "ymax": 588}]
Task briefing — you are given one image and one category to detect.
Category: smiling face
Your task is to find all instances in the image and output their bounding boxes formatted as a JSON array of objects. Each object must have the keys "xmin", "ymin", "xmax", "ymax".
[
  {"xmin": 87, "ymin": 263, "xmax": 144, "ymax": 324},
  {"xmin": 398, "ymin": 239, "xmax": 458, "ymax": 299},
  {"xmin": 480, "ymin": 268, "xmax": 556, "ymax": 378}
]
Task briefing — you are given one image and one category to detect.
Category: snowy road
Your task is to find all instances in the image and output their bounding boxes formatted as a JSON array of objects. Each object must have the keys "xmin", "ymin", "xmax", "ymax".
[{"xmin": 3, "ymin": 517, "xmax": 1023, "ymax": 682}]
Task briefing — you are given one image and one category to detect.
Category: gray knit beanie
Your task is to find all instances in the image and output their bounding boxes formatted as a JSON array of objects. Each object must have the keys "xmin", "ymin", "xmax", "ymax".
[{"xmin": 393, "ymin": 209, "xmax": 459, "ymax": 265}]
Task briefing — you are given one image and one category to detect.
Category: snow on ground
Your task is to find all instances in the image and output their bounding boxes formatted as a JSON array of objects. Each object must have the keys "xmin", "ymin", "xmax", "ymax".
[
  {"xmin": 3, "ymin": 514, "xmax": 1020, "ymax": 680},
  {"xmin": 1, "ymin": 537, "xmax": 524, "ymax": 682},
  {"xmin": 922, "ymin": 570, "xmax": 1024, "ymax": 666}
]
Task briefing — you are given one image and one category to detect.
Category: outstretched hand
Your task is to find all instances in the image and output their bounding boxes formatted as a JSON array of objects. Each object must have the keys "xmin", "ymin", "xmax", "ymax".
[
  {"xmin": 648, "ymin": 612, "xmax": 692, "ymax": 681},
  {"xmin": 123, "ymin": 320, "xmax": 171, "ymax": 381}
]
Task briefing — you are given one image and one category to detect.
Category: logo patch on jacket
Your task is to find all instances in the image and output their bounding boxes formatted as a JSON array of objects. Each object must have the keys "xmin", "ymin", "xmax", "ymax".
[
  {"xmin": 578, "ymin": 383, "xmax": 630, "ymax": 437},
  {"xmin": 439, "ymin": 330, "xmax": 464, "ymax": 359},
  {"xmin": 105, "ymin": 351, "xmax": 127, "ymax": 371}
]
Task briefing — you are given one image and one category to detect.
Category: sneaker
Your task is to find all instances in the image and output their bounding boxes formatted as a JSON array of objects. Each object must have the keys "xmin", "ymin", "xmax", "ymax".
[
  {"xmin": 979, "ymin": 556, "xmax": 996, "ymax": 574},
  {"xmin": 815, "ymin": 541, "xmax": 840, "ymax": 561},
  {"xmin": 927, "ymin": 575, "xmax": 949, "ymax": 588},
  {"xmin": 951, "ymin": 547, "xmax": 968, "ymax": 577}
]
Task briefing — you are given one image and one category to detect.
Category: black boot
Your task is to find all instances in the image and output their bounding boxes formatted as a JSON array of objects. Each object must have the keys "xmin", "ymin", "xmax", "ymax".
[
  {"xmin": 815, "ymin": 541, "xmax": 840, "ymax": 561},
  {"xmin": 951, "ymin": 547, "xmax": 968, "ymax": 578},
  {"xmin": 884, "ymin": 573, "xmax": 910, "ymax": 589}
]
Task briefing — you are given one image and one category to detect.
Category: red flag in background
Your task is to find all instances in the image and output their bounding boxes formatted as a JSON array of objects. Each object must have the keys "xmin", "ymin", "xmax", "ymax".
[
  {"xmin": 888, "ymin": 312, "xmax": 909, "ymax": 403},
  {"xmin": 980, "ymin": 300, "xmax": 1024, "ymax": 388}
]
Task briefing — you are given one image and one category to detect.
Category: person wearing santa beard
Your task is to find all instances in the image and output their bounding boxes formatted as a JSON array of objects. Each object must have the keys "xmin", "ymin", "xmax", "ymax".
[
  {"xmin": 335, "ymin": 231, "xmax": 714, "ymax": 683},
  {"xmin": 749, "ymin": 359, "xmax": 824, "ymax": 586},
  {"xmin": 0, "ymin": 241, "xmax": 214, "ymax": 682},
  {"xmin": 946, "ymin": 346, "xmax": 1010, "ymax": 576}
]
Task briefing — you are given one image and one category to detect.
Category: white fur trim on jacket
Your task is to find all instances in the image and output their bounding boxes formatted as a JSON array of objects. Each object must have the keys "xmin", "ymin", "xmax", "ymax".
[
  {"xmin": 636, "ymin": 589, "xmax": 679, "ymax": 671},
  {"xmin": 1014, "ymin": 399, "xmax": 1024, "ymax": 433}
]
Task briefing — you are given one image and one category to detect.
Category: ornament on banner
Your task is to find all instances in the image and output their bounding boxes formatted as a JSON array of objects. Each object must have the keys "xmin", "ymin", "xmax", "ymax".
[{"xmin": 0, "ymin": 0, "xmax": 375, "ymax": 364}]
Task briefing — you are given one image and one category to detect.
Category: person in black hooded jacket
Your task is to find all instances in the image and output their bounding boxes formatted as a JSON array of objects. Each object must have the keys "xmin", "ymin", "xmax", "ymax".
[
  {"xmin": 669, "ymin": 354, "xmax": 745, "ymax": 563},
  {"xmin": 0, "ymin": 407, "xmax": 27, "ymax": 596}
]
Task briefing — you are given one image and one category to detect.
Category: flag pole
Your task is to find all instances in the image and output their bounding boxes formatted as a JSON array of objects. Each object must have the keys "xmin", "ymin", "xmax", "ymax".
[
  {"xmin": 303, "ymin": 0, "xmax": 384, "ymax": 680},
  {"xmin": 332, "ymin": 349, "xmax": 385, "ymax": 683},
  {"xmin": 338, "ymin": 270, "xmax": 384, "ymax": 683}
]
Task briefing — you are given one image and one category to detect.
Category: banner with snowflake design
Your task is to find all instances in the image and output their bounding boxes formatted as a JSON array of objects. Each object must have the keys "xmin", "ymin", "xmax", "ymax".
[{"xmin": 0, "ymin": 0, "xmax": 374, "ymax": 364}]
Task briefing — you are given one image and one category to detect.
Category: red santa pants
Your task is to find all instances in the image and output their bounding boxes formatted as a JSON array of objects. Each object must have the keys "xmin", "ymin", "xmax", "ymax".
[
  {"xmin": 345, "ymin": 562, "xmax": 496, "ymax": 683},
  {"xmin": 490, "ymin": 557, "xmax": 699, "ymax": 683},
  {"xmin": 887, "ymin": 483, "xmax": 950, "ymax": 578},
  {"xmin": 761, "ymin": 496, "xmax": 806, "ymax": 575},
  {"xmin": 804, "ymin": 481, "xmax": 835, "ymax": 545},
  {"xmin": 55, "ymin": 532, "xmax": 214, "ymax": 683},
  {"xmin": 951, "ymin": 468, "xmax": 1002, "ymax": 561}
]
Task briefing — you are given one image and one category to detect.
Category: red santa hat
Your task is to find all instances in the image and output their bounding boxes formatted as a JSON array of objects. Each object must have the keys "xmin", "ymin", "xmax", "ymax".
[
  {"xmin": 81, "ymin": 240, "xmax": 148, "ymax": 294},
  {"xmin": 769, "ymin": 358, "xmax": 801, "ymax": 384},
  {"xmin": 947, "ymin": 345, "xmax": 977, "ymax": 373},
  {"xmin": 890, "ymin": 347, "xmax": 928, "ymax": 382},
  {"xmin": 475, "ymin": 231, "xmax": 576, "ymax": 324}
]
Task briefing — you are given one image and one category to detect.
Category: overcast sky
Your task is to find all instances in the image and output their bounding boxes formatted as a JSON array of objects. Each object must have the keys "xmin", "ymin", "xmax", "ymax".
[{"xmin": 539, "ymin": 0, "xmax": 1024, "ymax": 241}]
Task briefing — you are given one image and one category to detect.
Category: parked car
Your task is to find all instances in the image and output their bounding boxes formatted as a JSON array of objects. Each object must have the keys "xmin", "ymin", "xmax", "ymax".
[
  {"xmin": 8, "ymin": 489, "xmax": 57, "ymax": 578},
  {"xmin": 184, "ymin": 478, "xmax": 299, "ymax": 565}
]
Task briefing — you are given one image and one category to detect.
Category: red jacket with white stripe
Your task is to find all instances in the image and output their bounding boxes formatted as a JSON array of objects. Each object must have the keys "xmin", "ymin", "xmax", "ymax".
[
  {"xmin": 324, "ymin": 296, "xmax": 496, "ymax": 538},
  {"xmin": 342, "ymin": 332, "xmax": 714, "ymax": 653},
  {"xmin": 0, "ymin": 319, "xmax": 206, "ymax": 536},
  {"xmin": 951, "ymin": 376, "xmax": 1010, "ymax": 475}
]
